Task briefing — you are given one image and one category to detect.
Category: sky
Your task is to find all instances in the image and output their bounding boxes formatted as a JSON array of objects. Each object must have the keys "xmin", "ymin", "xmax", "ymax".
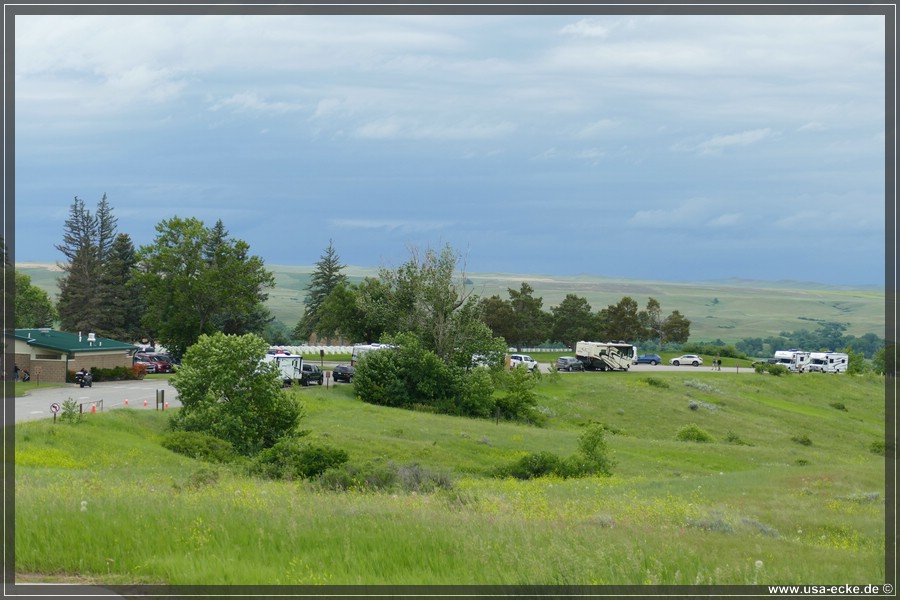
[{"xmin": 12, "ymin": 10, "xmax": 888, "ymax": 286}]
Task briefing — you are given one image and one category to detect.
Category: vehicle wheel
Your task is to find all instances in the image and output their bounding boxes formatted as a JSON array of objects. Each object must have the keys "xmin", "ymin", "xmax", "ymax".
[
  {"xmin": 692, "ymin": 361, "xmax": 699, "ymax": 367},
  {"xmin": 650, "ymin": 360, "xmax": 657, "ymax": 365},
  {"xmin": 318, "ymin": 379, "xmax": 323, "ymax": 385},
  {"xmin": 673, "ymin": 361, "xmax": 680, "ymax": 367}
]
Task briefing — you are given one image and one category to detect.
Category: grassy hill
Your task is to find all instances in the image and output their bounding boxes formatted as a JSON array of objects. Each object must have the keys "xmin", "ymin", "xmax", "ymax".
[
  {"xmin": 15, "ymin": 370, "xmax": 885, "ymax": 586},
  {"xmin": 17, "ymin": 262, "xmax": 885, "ymax": 343}
]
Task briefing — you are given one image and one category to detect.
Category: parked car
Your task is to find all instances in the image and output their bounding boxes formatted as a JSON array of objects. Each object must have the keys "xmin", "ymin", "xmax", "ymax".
[
  {"xmin": 132, "ymin": 356, "xmax": 157, "ymax": 374},
  {"xmin": 556, "ymin": 356, "xmax": 585, "ymax": 372},
  {"xmin": 670, "ymin": 354, "xmax": 703, "ymax": 367},
  {"xmin": 332, "ymin": 364, "xmax": 355, "ymax": 383},
  {"xmin": 509, "ymin": 354, "xmax": 538, "ymax": 371},
  {"xmin": 137, "ymin": 353, "xmax": 173, "ymax": 373},
  {"xmin": 635, "ymin": 354, "xmax": 662, "ymax": 365},
  {"xmin": 300, "ymin": 362, "xmax": 324, "ymax": 386}
]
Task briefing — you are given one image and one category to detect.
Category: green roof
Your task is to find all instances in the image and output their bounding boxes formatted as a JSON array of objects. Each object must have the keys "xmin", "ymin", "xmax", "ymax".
[{"xmin": 14, "ymin": 329, "xmax": 137, "ymax": 353}]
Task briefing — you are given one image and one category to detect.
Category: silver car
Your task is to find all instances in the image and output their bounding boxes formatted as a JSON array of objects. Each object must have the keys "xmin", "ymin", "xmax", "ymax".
[{"xmin": 670, "ymin": 354, "xmax": 703, "ymax": 367}]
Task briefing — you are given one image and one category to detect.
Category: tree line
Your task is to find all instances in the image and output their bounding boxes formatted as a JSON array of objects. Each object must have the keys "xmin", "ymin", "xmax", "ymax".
[
  {"xmin": 11, "ymin": 194, "xmax": 886, "ymax": 367},
  {"xmin": 294, "ymin": 242, "xmax": 692, "ymax": 353}
]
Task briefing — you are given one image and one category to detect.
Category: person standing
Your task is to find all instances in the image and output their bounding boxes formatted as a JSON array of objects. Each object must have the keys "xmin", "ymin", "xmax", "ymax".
[{"xmin": 14, "ymin": 365, "xmax": 19, "ymax": 381}]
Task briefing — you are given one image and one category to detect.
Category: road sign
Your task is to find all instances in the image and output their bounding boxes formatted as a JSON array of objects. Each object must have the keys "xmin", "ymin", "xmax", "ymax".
[{"xmin": 50, "ymin": 402, "xmax": 60, "ymax": 414}]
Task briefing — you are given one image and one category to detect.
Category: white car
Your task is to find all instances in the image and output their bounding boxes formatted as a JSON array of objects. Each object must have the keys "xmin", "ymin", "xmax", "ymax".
[
  {"xmin": 670, "ymin": 354, "xmax": 703, "ymax": 367},
  {"xmin": 509, "ymin": 354, "xmax": 539, "ymax": 371}
]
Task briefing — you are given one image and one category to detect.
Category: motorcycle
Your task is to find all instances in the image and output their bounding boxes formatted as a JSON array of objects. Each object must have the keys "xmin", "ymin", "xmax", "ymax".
[{"xmin": 75, "ymin": 371, "xmax": 93, "ymax": 388}]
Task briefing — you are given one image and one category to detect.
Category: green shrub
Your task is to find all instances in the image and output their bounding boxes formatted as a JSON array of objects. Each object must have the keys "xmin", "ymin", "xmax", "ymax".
[
  {"xmin": 644, "ymin": 377, "xmax": 670, "ymax": 389},
  {"xmin": 499, "ymin": 451, "xmax": 565, "ymax": 480},
  {"xmin": 829, "ymin": 402, "xmax": 848, "ymax": 412},
  {"xmin": 725, "ymin": 430, "xmax": 750, "ymax": 446},
  {"xmin": 249, "ymin": 437, "xmax": 349, "ymax": 480},
  {"xmin": 754, "ymin": 363, "xmax": 789, "ymax": 376},
  {"xmin": 316, "ymin": 460, "xmax": 452, "ymax": 493},
  {"xmin": 495, "ymin": 366, "xmax": 544, "ymax": 425},
  {"xmin": 161, "ymin": 431, "xmax": 237, "ymax": 463},
  {"xmin": 791, "ymin": 434, "xmax": 813, "ymax": 446},
  {"xmin": 169, "ymin": 332, "xmax": 304, "ymax": 456},
  {"xmin": 577, "ymin": 423, "xmax": 614, "ymax": 476},
  {"xmin": 869, "ymin": 440, "xmax": 886, "ymax": 455},
  {"xmin": 675, "ymin": 424, "xmax": 714, "ymax": 443},
  {"xmin": 58, "ymin": 397, "xmax": 83, "ymax": 424}
]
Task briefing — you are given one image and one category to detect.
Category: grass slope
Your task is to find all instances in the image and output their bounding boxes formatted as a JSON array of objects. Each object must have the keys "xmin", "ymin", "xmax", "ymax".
[{"xmin": 15, "ymin": 371, "xmax": 885, "ymax": 586}]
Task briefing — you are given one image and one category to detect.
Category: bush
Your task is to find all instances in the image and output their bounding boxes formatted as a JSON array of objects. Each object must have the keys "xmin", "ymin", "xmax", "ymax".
[
  {"xmin": 754, "ymin": 363, "xmax": 789, "ymax": 376},
  {"xmin": 725, "ymin": 430, "xmax": 750, "ymax": 446},
  {"xmin": 676, "ymin": 424, "xmax": 714, "ymax": 443},
  {"xmin": 161, "ymin": 431, "xmax": 237, "ymax": 463},
  {"xmin": 499, "ymin": 451, "xmax": 565, "ymax": 480},
  {"xmin": 66, "ymin": 365, "xmax": 146, "ymax": 383},
  {"xmin": 495, "ymin": 366, "xmax": 544, "ymax": 425},
  {"xmin": 169, "ymin": 332, "xmax": 304, "ymax": 456},
  {"xmin": 316, "ymin": 460, "xmax": 452, "ymax": 493},
  {"xmin": 791, "ymin": 434, "xmax": 812, "ymax": 446},
  {"xmin": 249, "ymin": 437, "xmax": 349, "ymax": 480},
  {"xmin": 577, "ymin": 423, "xmax": 614, "ymax": 476},
  {"xmin": 645, "ymin": 377, "xmax": 670, "ymax": 389},
  {"xmin": 869, "ymin": 440, "xmax": 886, "ymax": 455},
  {"xmin": 58, "ymin": 397, "xmax": 83, "ymax": 424}
]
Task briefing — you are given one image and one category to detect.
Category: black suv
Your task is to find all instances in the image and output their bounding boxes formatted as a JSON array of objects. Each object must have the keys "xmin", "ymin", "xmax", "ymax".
[
  {"xmin": 332, "ymin": 364, "xmax": 355, "ymax": 383},
  {"xmin": 300, "ymin": 363, "xmax": 324, "ymax": 386}
]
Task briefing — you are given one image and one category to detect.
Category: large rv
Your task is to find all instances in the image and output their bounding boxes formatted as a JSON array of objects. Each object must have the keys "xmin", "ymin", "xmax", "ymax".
[
  {"xmin": 807, "ymin": 351, "xmax": 849, "ymax": 374},
  {"xmin": 773, "ymin": 349, "xmax": 811, "ymax": 373},
  {"xmin": 575, "ymin": 341, "xmax": 637, "ymax": 371},
  {"xmin": 262, "ymin": 352, "xmax": 304, "ymax": 387}
]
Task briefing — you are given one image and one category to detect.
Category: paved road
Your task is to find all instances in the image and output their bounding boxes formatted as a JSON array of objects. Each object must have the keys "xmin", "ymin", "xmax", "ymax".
[
  {"xmin": 13, "ymin": 362, "xmax": 751, "ymax": 424},
  {"xmin": 13, "ymin": 379, "xmax": 181, "ymax": 423}
]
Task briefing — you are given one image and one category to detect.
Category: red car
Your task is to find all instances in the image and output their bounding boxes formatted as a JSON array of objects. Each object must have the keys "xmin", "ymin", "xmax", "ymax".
[{"xmin": 135, "ymin": 352, "xmax": 173, "ymax": 374}]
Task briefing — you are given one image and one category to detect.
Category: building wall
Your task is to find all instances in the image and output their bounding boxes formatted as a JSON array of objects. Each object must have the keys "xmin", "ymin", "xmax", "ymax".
[{"xmin": 14, "ymin": 350, "xmax": 133, "ymax": 383}]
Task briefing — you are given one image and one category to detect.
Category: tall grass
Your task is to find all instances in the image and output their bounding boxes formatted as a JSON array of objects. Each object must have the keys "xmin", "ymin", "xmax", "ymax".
[{"xmin": 15, "ymin": 372, "xmax": 885, "ymax": 586}]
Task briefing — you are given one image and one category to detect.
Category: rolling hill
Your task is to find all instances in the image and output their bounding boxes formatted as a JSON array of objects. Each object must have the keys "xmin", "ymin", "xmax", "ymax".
[{"xmin": 16, "ymin": 262, "xmax": 885, "ymax": 344}]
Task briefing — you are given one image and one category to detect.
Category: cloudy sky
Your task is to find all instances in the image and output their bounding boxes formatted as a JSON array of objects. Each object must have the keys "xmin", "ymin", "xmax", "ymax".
[{"xmin": 13, "ymin": 11, "xmax": 886, "ymax": 286}]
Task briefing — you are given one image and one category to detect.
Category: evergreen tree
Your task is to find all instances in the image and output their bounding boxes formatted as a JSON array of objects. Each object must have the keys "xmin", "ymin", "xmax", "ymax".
[
  {"xmin": 55, "ymin": 196, "xmax": 104, "ymax": 333},
  {"xmin": 293, "ymin": 239, "xmax": 347, "ymax": 341},
  {"xmin": 96, "ymin": 233, "xmax": 144, "ymax": 341}
]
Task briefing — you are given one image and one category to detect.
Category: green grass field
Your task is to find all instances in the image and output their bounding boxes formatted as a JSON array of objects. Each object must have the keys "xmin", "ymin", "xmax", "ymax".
[
  {"xmin": 14, "ymin": 370, "xmax": 886, "ymax": 586},
  {"xmin": 17, "ymin": 262, "xmax": 885, "ymax": 344}
]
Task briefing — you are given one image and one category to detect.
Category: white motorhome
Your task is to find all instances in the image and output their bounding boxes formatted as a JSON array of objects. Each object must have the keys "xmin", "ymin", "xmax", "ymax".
[
  {"xmin": 807, "ymin": 352, "xmax": 849, "ymax": 374},
  {"xmin": 575, "ymin": 341, "xmax": 637, "ymax": 371},
  {"xmin": 262, "ymin": 352, "xmax": 304, "ymax": 387},
  {"xmin": 773, "ymin": 349, "xmax": 811, "ymax": 373},
  {"xmin": 350, "ymin": 343, "xmax": 394, "ymax": 366}
]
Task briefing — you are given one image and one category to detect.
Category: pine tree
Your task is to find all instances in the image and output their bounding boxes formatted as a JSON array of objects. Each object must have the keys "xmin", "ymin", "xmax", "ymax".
[
  {"xmin": 96, "ymin": 233, "xmax": 144, "ymax": 341},
  {"xmin": 55, "ymin": 197, "xmax": 102, "ymax": 333},
  {"xmin": 293, "ymin": 239, "xmax": 347, "ymax": 341}
]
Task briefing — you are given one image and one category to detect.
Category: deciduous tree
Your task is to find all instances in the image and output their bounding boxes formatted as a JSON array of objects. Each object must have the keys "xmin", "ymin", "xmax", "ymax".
[
  {"xmin": 135, "ymin": 217, "xmax": 274, "ymax": 358},
  {"xmin": 550, "ymin": 294, "xmax": 593, "ymax": 349},
  {"xmin": 15, "ymin": 270, "xmax": 57, "ymax": 328}
]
